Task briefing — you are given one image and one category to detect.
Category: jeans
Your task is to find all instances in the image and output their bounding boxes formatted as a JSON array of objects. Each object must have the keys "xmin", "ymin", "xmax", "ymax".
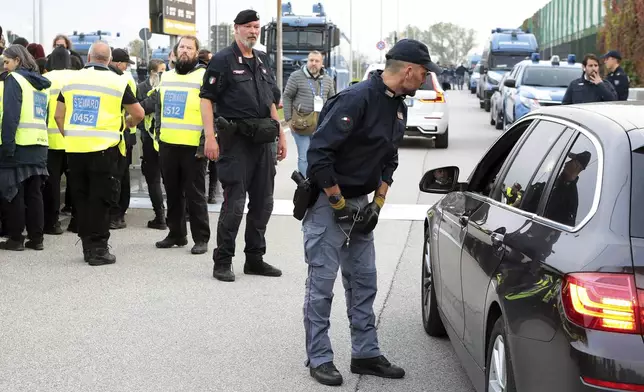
[{"xmin": 291, "ymin": 131, "xmax": 311, "ymax": 176}]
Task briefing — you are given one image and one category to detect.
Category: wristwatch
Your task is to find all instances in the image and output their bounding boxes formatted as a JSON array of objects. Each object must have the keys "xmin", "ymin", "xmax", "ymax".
[{"xmin": 328, "ymin": 193, "xmax": 343, "ymax": 205}]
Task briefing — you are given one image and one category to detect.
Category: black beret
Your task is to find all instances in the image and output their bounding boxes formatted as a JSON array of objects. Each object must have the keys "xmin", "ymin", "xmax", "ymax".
[{"xmin": 234, "ymin": 9, "xmax": 260, "ymax": 25}]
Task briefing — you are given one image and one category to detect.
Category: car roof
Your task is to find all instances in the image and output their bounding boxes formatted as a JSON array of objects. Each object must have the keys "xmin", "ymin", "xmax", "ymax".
[
  {"xmin": 531, "ymin": 101, "xmax": 644, "ymax": 131},
  {"xmin": 518, "ymin": 60, "xmax": 582, "ymax": 68}
]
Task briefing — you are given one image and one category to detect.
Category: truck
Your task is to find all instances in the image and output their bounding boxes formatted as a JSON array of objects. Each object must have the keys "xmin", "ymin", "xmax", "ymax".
[
  {"xmin": 477, "ymin": 28, "xmax": 538, "ymax": 112},
  {"xmin": 67, "ymin": 31, "xmax": 124, "ymax": 64},
  {"xmin": 260, "ymin": 2, "xmax": 350, "ymax": 93},
  {"xmin": 151, "ymin": 47, "xmax": 172, "ymax": 68}
]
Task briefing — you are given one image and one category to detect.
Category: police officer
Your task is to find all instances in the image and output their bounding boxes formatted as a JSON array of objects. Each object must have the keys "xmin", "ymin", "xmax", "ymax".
[
  {"xmin": 55, "ymin": 40, "xmax": 144, "ymax": 265},
  {"xmin": 109, "ymin": 48, "xmax": 138, "ymax": 229},
  {"xmin": 301, "ymin": 39, "xmax": 439, "ymax": 385},
  {"xmin": 602, "ymin": 50, "xmax": 630, "ymax": 101},
  {"xmin": 200, "ymin": 9, "xmax": 287, "ymax": 282},
  {"xmin": 154, "ymin": 35, "xmax": 210, "ymax": 255},
  {"xmin": 562, "ymin": 53, "xmax": 617, "ymax": 105}
]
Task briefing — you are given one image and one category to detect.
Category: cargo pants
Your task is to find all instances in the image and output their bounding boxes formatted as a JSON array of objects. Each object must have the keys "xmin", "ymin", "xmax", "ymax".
[{"xmin": 302, "ymin": 193, "xmax": 381, "ymax": 368}]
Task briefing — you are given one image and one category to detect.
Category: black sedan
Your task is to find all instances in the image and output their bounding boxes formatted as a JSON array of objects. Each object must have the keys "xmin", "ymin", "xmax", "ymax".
[{"xmin": 419, "ymin": 101, "xmax": 644, "ymax": 392}]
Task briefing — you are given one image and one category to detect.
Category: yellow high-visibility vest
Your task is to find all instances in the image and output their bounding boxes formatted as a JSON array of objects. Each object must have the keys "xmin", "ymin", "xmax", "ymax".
[
  {"xmin": 123, "ymin": 72, "xmax": 138, "ymax": 135},
  {"xmin": 43, "ymin": 69, "xmax": 74, "ymax": 150},
  {"xmin": 145, "ymin": 86, "xmax": 159, "ymax": 152},
  {"xmin": 158, "ymin": 68, "xmax": 205, "ymax": 147},
  {"xmin": 62, "ymin": 68, "xmax": 128, "ymax": 154},
  {"xmin": 10, "ymin": 72, "xmax": 49, "ymax": 147}
]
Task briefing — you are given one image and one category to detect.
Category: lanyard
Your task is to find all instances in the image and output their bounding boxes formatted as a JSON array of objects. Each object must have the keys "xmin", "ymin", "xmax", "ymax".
[{"xmin": 307, "ymin": 78, "xmax": 323, "ymax": 98}]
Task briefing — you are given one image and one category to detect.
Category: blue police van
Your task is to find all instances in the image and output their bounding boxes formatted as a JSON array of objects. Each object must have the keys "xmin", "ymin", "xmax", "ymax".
[
  {"xmin": 478, "ymin": 28, "xmax": 538, "ymax": 112},
  {"xmin": 497, "ymin": 53, "xmax": 582, "ymax": 129}
]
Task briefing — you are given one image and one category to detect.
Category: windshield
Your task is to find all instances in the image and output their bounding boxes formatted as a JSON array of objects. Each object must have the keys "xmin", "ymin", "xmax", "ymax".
[
  {"xmin": 473, "ymin": 64, "xmax": 481, "ymax": 73},
  {"xmin": 490, "ymin": 54, "xmax": 526, "ymax": 70},
  {"xmin": 281, "ymin": 30, "xmax": 324, "ymax": 49},
  {"xmin": 521, "ymin": 67, "xmax": 581, "ymax": 87}
]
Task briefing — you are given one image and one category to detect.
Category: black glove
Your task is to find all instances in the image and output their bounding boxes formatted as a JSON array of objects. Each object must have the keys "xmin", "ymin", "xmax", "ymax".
[
  {"xmin": 330, "ymin": 195, "xmax": 359, "ymax": 224},
  {"xmin": 356, "ymin": 195, "xmax": 385, "ymax": 234}
]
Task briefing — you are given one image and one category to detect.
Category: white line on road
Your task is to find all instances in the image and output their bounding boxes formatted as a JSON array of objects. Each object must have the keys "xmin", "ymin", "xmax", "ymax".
[{"xmin": 128, "ymin": 197, "xmax": 431, "ymax": 221}]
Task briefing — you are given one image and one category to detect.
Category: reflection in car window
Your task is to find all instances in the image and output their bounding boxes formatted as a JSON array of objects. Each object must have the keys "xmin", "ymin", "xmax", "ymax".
[
  {"xmin": 519, "ymin": 128, "xmax": 575, "ymax": 214},
  {"xmin": 543, "ymin": 133, "xmax": 598, "ymax": 227},
  {"xmin": 493, "ymin": 121, "xmax": 568, "ymax": 208}
]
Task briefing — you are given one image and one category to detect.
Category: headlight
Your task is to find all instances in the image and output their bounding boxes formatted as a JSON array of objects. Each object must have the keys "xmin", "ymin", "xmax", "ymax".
[{"xmin": 519, "ymin": 95, "xmax": 541, "ymax": 110}]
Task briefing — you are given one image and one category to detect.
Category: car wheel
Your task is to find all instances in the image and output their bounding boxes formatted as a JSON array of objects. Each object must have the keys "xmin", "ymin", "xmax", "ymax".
[
  {"xmin": 484, "ymin": 99, "xmax": 491, "ymax": 112},
  {"xmin": 471, "ymin": 87, "xmax": 476, "ymax": 94},
  {"xmin": 479, "ymin": 100, "xmax": 485, "ymax": 109},
  {"xmin": 495, "ymin": 111, "xmax": 504, "ymax": 130},
  {"xmin": 485, "ymin": 317, "xmax": 517, "ymax": 392},
  {"xmin": 434, "ymin": 128, "xmax": 448, "ymax": 149},
  {"xmin": 422, "ymin": 228, "xmax": 446, "ymax": 336}
]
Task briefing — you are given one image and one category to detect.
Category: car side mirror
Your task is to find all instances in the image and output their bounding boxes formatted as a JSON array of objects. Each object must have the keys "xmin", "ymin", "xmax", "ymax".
[
  {"xmin": 419, "ymin": 166, "xmax": 461, "ymax": 194},
  {"xmin": 504, "ymin": 79, "xmax": 516, "ymax": 88}
]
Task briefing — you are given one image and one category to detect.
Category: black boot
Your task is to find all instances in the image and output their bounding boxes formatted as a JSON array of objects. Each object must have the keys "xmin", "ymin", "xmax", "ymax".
[
  {"xmin": 155, "ymin": 235, "xmax": 188, "ymax": 248},
  {"xmin": 81, "ymin": 238, "xmax": 90, "ymax": 262},
  {"xmin": 87, "ymin": 243, "xmax": 116, "ymax": 266},
  {"xmin": 350, "ymin": 355, "xmax": 405, "ymax": 379},
  {"xmin": 191, "ymin": 242, "xmax": 208, "ymax": 255},
  {"xmin": 310, "ymin": 362, "xmax": 343, "ymax": 386},
  {"xmin": 25, "ymin": 238, "xmax": 44, "ymax": 251},
  {"xmin": 110, "ymin": 216, "xmax": 126, "ymax": 230},
  {"xmin": 213, "ymin": 264, "xmax": 235, "ymax": 282},
  {"xmin": 244, "ymin": 258, "xmax": 282, "ymax": 277},
  {"xmin": 0, "ymin": 238, "xmax": 25, "ymax": 251},
  {"xmin": 44, "ymin": 222, "xmax": 64, "ymax": 235},
  {"xmin": 147, "ymin": 213, "xmax": 167, "ymax": 230},
  {"xmin": 67, "ymin": 218, "xmax": 78, "ymax": 233}
]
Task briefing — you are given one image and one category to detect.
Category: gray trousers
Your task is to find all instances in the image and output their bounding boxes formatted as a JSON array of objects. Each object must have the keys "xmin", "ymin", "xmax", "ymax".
[{"xmin": 302, "ymin": 193, "xmax": 381, "ymax": 368}]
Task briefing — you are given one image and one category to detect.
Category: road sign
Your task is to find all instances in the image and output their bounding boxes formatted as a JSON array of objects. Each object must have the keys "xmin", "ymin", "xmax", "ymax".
[
  {"xmin": 376, "ymin": 40, "xmax": 386, "ymax": 50},
  {"xmin": 139, "ymin": 28, "xmax": 152, "ymax": 41}
]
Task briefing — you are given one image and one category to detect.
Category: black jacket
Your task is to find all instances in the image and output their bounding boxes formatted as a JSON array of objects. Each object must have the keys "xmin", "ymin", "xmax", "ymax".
[
  {"xmin": 0, "ymin": 69, "xmax": 51, "ymax": 168},
  {"xmin": 562, "ymin": 75, "xmax": 617, "ymax": 105}
]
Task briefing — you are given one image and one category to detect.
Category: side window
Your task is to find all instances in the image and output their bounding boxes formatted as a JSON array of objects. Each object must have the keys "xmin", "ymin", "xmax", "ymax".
[
  {"xmin": 492, "ymin": 120, "xmax": 569, "ymax": 210},
  {"xmin": 542, "ymin": 133, "xmax": 599, "ymax": 227}
]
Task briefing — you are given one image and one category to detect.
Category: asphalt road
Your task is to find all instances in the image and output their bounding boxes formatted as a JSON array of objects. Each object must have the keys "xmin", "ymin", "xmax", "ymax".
[{"xmin": 0, "ymin": 89, "xmax": 501, "ymax": 392}]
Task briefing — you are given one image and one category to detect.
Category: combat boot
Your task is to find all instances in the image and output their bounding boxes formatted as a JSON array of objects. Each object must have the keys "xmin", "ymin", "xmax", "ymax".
[
  {"xmin": 147, "ymin": 212, "xmax": 167, "ymax": 230},
  {"xmin": 155, "ymin": 235, "xmax": 188, "ymax": 248},
  {"xmin": 350, "ymin": 355, "xmax": 405, "ymax": 379},
  {"xmin": 244, "ymin": 257, "xmax": 282, "ymax": 277},
  {"xmin": 0, "ymin": 238, "xmax": 25, "ymax": 251},
  {"xmin": 88, "ymin": 242, "xmax": 116, "ymax": 266},
  {"xmin": 213, "ymin": 264, "xmax": 235, "ymax": 282},
  {"xmin": 310, "ymin": 362, "xmax": 343, "ymax": 386}
]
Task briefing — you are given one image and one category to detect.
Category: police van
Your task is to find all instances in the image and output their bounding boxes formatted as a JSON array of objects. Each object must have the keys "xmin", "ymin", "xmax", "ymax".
[{"xmin": 498, "ymin": 53, "xmax": 582, "ymax": 129}]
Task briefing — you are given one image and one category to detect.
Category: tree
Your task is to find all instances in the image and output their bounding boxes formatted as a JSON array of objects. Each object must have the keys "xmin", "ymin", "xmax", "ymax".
[
  {"xmin": 598, "ymin": 0, "xmax": 644, "ymax": 86},
  {"xmin": 350, "ymin": 51, "xmax": 373, "ymax": 80},
  {"xmin": 128, "ymin": 39, "xmax": 147, "ymax": 59},
  {"xmin": 386, "ymin": 23, "xmax": 476, "ymax": 66}
]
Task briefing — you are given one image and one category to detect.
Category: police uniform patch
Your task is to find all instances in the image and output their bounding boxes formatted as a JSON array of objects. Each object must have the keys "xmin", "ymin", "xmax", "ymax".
[
  {"xmin": 615, "ymin": 80, "xmax": 620, "ymax": 85},
  {"xmin": 209, "ymin": 76, "xmax": 216, "ymax": 84},
  {"xmin": 233, "ymin": 70, "xmax": 245, "ymax": 75},
  {"xmin": 338, "ymin": 116, "xmax": 353, "ymax": 131}
]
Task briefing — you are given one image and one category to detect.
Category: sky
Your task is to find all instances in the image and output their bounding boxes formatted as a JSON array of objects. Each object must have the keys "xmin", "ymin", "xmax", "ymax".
[{"xmin": 1, "ymin": 0, "xmax": 551, "ymax": 61}]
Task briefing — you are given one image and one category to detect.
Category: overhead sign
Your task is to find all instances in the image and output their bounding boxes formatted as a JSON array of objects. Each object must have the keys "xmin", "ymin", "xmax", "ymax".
[
  {"xmin": 163, "ymin": 0, "xmax": 197, "ymax": 36},
  {"xmin": 376, "ymin": 40, "xmax": 386, "ymax": 50}
]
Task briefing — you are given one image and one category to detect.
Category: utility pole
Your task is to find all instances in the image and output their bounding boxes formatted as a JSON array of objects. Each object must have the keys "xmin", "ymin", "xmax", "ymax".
[
  {"xmin": 379, "ymin": 0, "xmax": 383, "ymax": 63},
  {"xmin": 349, "ymin": 0, "xmax": 353, "ymax": 80},
  {"xmin": 276, "ymin": 0, "xmax": 283, "ymax": 89},
  {"xmin": 208, "ymin": 0, "xmax": 211, "ymax": 50},
  {"xmin": 32, "ymin": 0, "xmax": 36, "ymax": 43},
  {"xmin": 38, "ymin": 0, "xmax": 44, "ymax": 45}
]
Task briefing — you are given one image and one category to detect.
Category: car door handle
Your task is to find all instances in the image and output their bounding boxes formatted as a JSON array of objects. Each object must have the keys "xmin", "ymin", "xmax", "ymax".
[{"xmin": 491, "ymin": 232, "xmax": 504, "ymax": 245}]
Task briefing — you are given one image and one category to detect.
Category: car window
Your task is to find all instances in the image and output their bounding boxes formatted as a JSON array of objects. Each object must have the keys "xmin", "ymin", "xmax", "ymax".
[
  {"xmin": 518, "ymin": 128, "xmax": 575, "ymax": 214},
  {"xmin": 542, "ymin": 133, "xmax": 599, "ymax": 227},
  {"xmin": 421, "ymin": 76, "xmax": 435, "ymax": 90},
  {"xmin": 631, "ymin": 146, "xmax": 644, "ymax": 237},
  {"xmin": 491, "ymin": 120, "xmax": 569, "ymax": 209},
  {"xmin": 521, "ymin": 66, "xmax": 581, "ymax": 88}
]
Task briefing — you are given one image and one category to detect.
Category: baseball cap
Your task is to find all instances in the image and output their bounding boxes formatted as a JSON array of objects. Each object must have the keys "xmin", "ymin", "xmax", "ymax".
[
  {"xmin": 112, "ymin": 48, "xmax": 134, "ymax": 64},
  {"xmin": 568, "ymin": 151, "xmax": 591, "ymax": 169},
  {"xmin": 602, "ymin": 50, "xmax": 622, "ymax": 60},
  {"xmin": 385, "ymin": 39, "xmax": 442, "ymax": 74}
]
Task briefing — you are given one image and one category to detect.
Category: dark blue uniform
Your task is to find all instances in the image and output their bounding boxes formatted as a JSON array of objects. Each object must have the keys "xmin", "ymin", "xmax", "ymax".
[
  {"xmin": 561, "ymin": 76, "xmax": 617, "ymax": 105},
  {"xmin": 307, "ymin": 73, "xmax": 405, "ymax": 197},
  {"xmin": 606, "ymin": 66, "xmax": 630, "ymax": 101}
]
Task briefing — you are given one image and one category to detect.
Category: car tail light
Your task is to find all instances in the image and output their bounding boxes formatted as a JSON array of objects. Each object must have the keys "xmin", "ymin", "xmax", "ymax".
[
  {"xmin": 582, "ymin": 376, "xmax": 644, "ymax": 391},
  {"xmin": 561, "ymin": 273, "xmax": 644, "ymax": 334},
  {"xmin": 420, "ymin": 92, "xmax": 445, "ymax": 103}
]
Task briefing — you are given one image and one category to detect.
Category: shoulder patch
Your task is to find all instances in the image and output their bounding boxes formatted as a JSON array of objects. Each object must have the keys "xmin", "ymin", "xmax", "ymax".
[{"xmin": 337, "ymin": 115, "xmax": 353, "ymax": 131}]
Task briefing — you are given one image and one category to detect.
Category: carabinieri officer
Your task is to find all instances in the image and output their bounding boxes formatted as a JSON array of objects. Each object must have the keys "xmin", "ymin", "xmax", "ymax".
[{"xmin": 301, "ymin": 39, "xmax": 442, "ymax": 386}]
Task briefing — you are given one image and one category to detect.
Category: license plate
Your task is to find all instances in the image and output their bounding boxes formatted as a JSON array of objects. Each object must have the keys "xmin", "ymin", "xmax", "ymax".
[{"xmin": 405, "ymin": 98, "xmax": 414, "ymax": 107}]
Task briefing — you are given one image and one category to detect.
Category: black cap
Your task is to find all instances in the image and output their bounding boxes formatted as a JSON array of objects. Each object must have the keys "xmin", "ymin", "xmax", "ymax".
[
  {"xmin": 602, "ymin": 50, "xmax": 622, "ymax": 60},
  {"xmin": 568, "ymin": 151, "xmax": 591, "ymax": 169},
  {"xmin": 112, "ymin": 48, "xmax": 134, "ymax": 64},
  {"xmin": 234, "ymin": 9, "xmax": 260, "ymax": 25},
  {"xmin": 385, "ymin": 39, "xmax": 441, "ymax": 74}
]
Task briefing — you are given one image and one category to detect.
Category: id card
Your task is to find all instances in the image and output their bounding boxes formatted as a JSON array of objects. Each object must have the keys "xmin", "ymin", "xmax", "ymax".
[
  {"xmin": 313, "ymin": 96, "xmax": 324, "ymax": 112},
  {"xmin": 33, "ymin": 91, "xmax": 48, "ymax": 120},
  {"xmin": 163, "ymin": 90, "xmax": 188, "ymax": 119},
  {"xmin": 70, "ymin": 95, "xmax": 101, "ymax": 127}
]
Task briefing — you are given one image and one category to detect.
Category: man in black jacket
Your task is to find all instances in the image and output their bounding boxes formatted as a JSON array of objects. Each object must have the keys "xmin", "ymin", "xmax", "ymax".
[{"xmin": 562, "ymin": 53, "xmax": 617, "ymax": 105}]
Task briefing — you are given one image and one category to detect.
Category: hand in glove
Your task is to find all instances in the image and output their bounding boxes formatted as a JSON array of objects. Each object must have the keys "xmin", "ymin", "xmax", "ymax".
[
  {"xmin": 356, "ymin": 195, "xmax": 385, "ymax": 234},
  {"xmin": 330, "ymin": 195, "xmax": 360, "ymax": 224}
]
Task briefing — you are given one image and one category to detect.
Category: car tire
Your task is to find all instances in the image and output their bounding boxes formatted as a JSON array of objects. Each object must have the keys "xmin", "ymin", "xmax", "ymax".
[
  {"xmin": 495, "ymin": 111, "xmax": 504, "ymax": 130},
  {"xmin": 484, "ymin": 99, "xmax": 491, "ymax": 112},
  {"xmin": 479, "ymin": 100, "xmax": 485, "ymax": 109},
  {"xmin": 485, "ymin": 317, "xmax": 517, "ymax": 392},
  {"xmin": 434, "ymin": 128, "xmax": 448, "ymax": 149},
  {"xmin": 422, "ymin": 228, "xmax": 446, "ymax": 337},
  {"xmin": 471, "ymin": 87, "xmax": 476, "ymax": 94}
]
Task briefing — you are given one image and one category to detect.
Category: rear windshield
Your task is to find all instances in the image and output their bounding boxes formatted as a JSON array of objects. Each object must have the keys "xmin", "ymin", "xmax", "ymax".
[
  {"xmin": 631, "ymin": 148, "xmax": 644, "ymax": 237},
  {"xmin": 522, "ymin": 67, "xmax": 581, "ymax": 88}
]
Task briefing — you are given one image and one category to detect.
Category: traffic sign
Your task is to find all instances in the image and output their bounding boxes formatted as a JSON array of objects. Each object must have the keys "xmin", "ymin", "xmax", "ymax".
[
  {"xmin": 139, "ymin": 28, "xmax": 152, "ymax": 41},
  {"xmin": 376, "ymin": 40, "xmax": 386, "ymax": 50}
]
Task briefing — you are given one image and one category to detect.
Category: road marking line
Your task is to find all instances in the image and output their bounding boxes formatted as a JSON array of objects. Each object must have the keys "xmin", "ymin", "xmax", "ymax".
[{"xmin": 128, "ymin": 197, "xmax": 430, "ymax": 221}]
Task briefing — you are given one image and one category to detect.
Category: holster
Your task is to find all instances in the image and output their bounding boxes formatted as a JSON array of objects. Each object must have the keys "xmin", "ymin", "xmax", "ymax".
[
  {"xmin": 291, "ymin": 170, "xmax": 320, "ymax": 221},
  {"xmin": 235, "ymin": 118, "xmax": 280, "ymax": 144}
]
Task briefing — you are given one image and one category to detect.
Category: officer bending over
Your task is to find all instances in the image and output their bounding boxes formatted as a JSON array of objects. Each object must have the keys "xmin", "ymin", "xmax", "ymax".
[
  {"xmin": 562, "ymin": 53, "xmax": 617, "ymax": 105},
  {"xmin": 301, "ymin": 39, "xmax": 441, "ymax": 386},
  {"xmin": 200, "ymin": 9, "xmax": 287, "ymax": 282}
]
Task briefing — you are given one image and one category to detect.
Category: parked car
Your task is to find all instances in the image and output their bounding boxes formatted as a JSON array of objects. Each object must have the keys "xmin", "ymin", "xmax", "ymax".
[
  {"xmin": 489, "ymin": 73, "xmax": 510, "ymax": 130},
  {"xmin": 419, "ymin": 101, "xmax": 644, "ymax": 392},
  {"xmin": 361, "ymin": 63, "xmax": 450, "ymax": 148}
]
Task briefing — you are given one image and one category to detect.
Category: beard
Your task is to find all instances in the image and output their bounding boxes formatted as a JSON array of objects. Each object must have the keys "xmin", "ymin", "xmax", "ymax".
[
  {"xmin": 241, "ymin": 37, "xmax": 257, "ymax": 48},
  {"xmin": 175, "ymin": 57, "xmax": 198, "ymax": 74}
]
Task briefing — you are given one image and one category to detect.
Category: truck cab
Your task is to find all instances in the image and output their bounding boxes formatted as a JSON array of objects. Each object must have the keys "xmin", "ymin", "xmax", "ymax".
[
  {"xmin": 260, "ymin": 2, "xmax": 349, "ymax": 93},
  {"xmin": 68, "ymin": 30, "xmax": 122, "ymax": 64}
]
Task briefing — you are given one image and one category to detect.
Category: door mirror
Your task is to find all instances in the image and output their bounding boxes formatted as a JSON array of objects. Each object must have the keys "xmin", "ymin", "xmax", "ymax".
[
  {"xmin": 419, "ymin": 166, "xmax": 461, "ymax": 194},
  {"xmin": 260, "ymin": 26, "xmax": 266, "ymax": 45},
  {"xmin": 504, "ymin": 78, "xmax": 516, "ymax": 88}
]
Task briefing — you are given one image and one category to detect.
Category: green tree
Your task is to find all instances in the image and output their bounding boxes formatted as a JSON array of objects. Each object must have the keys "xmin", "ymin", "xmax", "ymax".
[
  {"xmin": 350, "ymin": 51, "xmax": 373, "ymax": 80},
  {"xmin": 386, "ymin": 22, "xmax": 476, "ymax": 66},
  {"xmin": 128, "ymin": 39, "xmax": 146, "ymax": 59}
]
